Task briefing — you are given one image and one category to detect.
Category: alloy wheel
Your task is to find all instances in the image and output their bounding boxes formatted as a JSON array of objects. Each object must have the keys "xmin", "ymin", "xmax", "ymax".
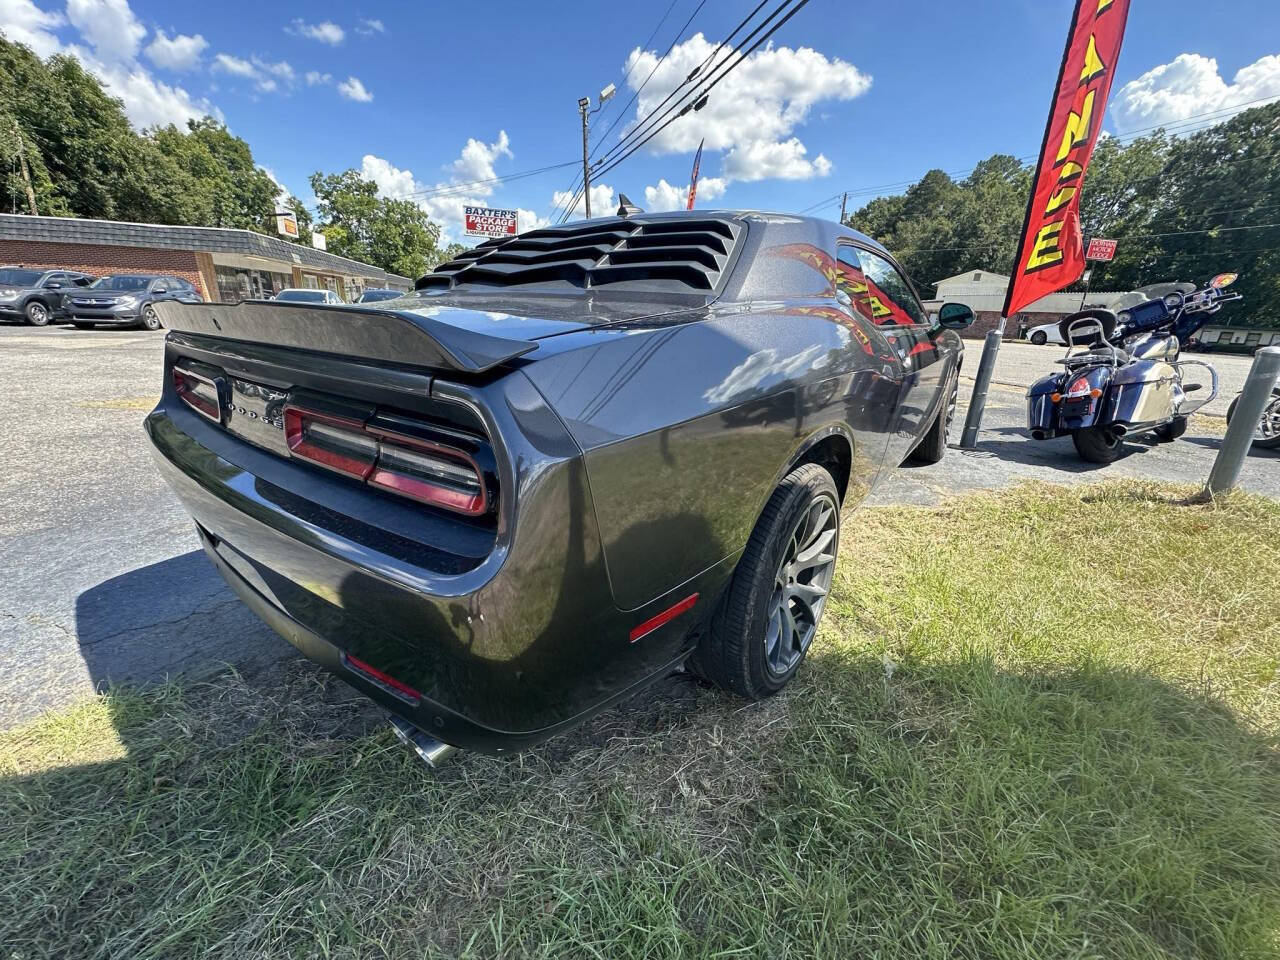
[
  {"xmin": 764, "ymin": 493, "xmax": 838, "ymax": 676},
  {"xmin": 142, "ymin": 305, "xmax": 161, "ymax": 330},
  {"xmin": 1258, "ymin": 396, "xmax": 1280, "ymax": 441},
  {"xmin": 27, "ymin": 302, "xmax": 48, "ymax": 325}
]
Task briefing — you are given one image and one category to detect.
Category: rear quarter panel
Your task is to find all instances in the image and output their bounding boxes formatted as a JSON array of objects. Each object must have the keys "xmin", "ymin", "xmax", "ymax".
[{"xmin": 524, "ymin": 301, "xmax": 904, "ymax": 611}]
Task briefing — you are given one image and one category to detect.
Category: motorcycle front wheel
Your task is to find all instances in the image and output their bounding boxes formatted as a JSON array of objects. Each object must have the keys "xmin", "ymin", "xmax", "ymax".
[{"xmin": 1072, "ymin": 426, "xmax": 1124, "ymax": 463}]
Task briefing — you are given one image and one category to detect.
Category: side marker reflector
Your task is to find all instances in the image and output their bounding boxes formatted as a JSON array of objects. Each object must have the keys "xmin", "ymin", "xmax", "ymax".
[{"xmin": 630, "ymin": 593, "xmax": 699, "ymax": 643}]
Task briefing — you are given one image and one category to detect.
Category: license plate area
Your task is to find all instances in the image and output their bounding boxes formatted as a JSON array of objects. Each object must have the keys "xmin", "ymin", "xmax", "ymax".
[{"xmin": 225, "ymin": 377, "xmax": 291, "ymax": 456}]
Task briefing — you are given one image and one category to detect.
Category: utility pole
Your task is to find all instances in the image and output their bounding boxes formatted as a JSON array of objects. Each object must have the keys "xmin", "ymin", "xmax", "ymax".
[
  {"xmin": 9, "ymin": 120, "xmax": 37, "ymax": 216},
  {"xmin": 838, "ymin": 191, "xmax": 847, "ymax": 224},
  {"xmin": 578, "ymin": 97, "xmax": 592, "ymax": 220}
]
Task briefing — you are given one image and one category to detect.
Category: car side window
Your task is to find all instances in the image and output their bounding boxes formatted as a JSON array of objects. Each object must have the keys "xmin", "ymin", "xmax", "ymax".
[
  {"xmin": 854, "ymin": 249, "xmax": 928, "ymax": 326},
  {"xmin": 42, "ymin": 273, "xmax": 63, "ymax": 287},
  {"xmin": 834, "ymin": 246, "xmax": 878, "ymax": 324}
]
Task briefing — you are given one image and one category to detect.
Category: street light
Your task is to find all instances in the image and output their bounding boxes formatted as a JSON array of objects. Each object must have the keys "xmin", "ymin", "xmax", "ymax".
[{"xmin": 578, "ymin": 84, "xmax": 616, "ymax": 219}]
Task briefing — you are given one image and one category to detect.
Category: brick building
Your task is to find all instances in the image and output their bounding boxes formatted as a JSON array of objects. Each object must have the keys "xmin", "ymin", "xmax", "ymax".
[
  {"xmin": 923, "ymin": 269, "xmax": 1130, "ymax": 339},
  {"xmin": 0, "ymin": 214, "xmax": 411, "ymax": 302}
]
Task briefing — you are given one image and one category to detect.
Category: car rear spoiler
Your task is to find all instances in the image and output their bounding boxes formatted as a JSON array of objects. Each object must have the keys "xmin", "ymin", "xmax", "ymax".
[{"xmin": 153, "ymin": 300, "xmax": 538, "ymax": 374}]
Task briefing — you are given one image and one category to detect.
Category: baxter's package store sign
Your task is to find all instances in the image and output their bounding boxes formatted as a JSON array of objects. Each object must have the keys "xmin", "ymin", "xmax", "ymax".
[{"xmin": 464, "ymin": 206, "xmax": 519, "ymax": 239}]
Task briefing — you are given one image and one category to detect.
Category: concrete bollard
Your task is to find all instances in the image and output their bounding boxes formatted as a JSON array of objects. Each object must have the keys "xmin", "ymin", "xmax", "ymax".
[
  {"xmin": 1204, "ymin": 346, "xmax": 1280, "ymax": 497},
  {"xmin": 960, "ymin": 329, "xmax": 1004, "ymax": 449}
]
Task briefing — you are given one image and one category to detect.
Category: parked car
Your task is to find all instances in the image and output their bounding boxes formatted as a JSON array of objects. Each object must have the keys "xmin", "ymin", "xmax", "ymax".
[
  {"xmin": 0, "ymin": 267, "xmax": 96, "ymax": 325},
  {"xmin": 67, "ymin": 274, "xmax": 202, "ymax": 330},
  {"xmin": 276, "ymin": 287, "xmax": 345, "ymax": 304},
  {"xmin": 145, "ymin": 211, "xmax": 973, "ymax": 758},
  {"xmin": 356, "ymin": 288, "xmax": 405, "ymax": 303},
  {"xmin": 1027, "ymin": 320, "xmax": 1068, "ymax": 346}
]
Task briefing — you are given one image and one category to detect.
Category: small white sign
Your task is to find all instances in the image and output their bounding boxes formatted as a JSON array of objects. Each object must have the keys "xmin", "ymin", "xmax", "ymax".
[
  {"xmin": 311, "ymin": 231, "xmax": 327, "ymax": 251},
  {"xmin": 276, "ymin": 211, "xmax": 299, "ymax": 239}
]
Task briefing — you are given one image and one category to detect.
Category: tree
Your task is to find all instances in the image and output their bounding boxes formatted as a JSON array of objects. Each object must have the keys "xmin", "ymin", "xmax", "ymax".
[
  {"xmin": 847, "ymin": 102, "xmax": 1280, "ymax": 325},
  {"xmin": 310, "ymin": 168, "xmax": 444, "ymax": 278}
]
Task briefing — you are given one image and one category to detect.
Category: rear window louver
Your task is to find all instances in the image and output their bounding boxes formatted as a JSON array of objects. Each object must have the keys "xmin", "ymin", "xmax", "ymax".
[{"xmin": 417, "ymin": 217, "xmax": 742, "ymax": 295}]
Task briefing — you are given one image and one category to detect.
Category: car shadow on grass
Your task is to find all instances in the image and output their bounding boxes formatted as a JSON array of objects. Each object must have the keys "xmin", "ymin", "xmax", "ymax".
[{"xmin": 1, "ymin": 646, "xmax": 1276, "ymax": 958}]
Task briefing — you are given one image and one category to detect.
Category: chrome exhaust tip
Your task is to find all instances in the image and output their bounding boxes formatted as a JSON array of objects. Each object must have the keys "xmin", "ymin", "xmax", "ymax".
[
  {"xmin": 389, "ymin": 714, "xmax": 459, "ymax": 768},
  {"xmin": 1111, "ymin": 424, "xmax": 1127, "ymax": 436},
  {"xmin": 1030, "ymin": 429, "xmax": 1048, "ymax": 441}
]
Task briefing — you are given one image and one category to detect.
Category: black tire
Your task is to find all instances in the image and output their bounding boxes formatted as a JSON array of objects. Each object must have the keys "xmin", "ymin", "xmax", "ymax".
[
  {"xmin": 909, "ymin": 370, "xmax": 957, "ymax": 465},
  {"xmin": 689, "ymin": 463, "xmax": 839, "ymax": 699},
  {"xmin": 24, "ymin": 300, "xmax": 51, "ymax": 326},
  {"xmin": 140, "ymin": 304, "xmax": 163, "ymax": 331},
  {"xmin": 1227, "ymin": 390, "xmax": 1280, "ymax": 450},
  {"xmin": 1030, "ymin": 330, "xmax": 1048, "ymax": 346},
  {"xmin": 1153, "ymin": 416, "xmax": 1188, "ymax": 442},
  {"xmin": 1072, "ymin": 426, "xmax": 1124, "ymax": 463}
]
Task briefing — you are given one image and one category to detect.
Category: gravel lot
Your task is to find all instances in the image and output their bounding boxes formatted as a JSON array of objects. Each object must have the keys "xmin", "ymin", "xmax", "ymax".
[{"xmin": 1, "ymin": 325, "xmax": 1275, "ymax": 727}]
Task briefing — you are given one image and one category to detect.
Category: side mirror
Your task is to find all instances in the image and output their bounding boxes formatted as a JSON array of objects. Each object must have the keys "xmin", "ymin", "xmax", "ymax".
[
  {"xmin": 46, "ymin": 281, "xmax": 62, "ymax": 289},
  {"xmin": 153, "ymin": 287, "xmax": 168, "ymax": 295},
  {"xmin": 937, "ymin": 302, "xmax": 975, "ymax": 330}
]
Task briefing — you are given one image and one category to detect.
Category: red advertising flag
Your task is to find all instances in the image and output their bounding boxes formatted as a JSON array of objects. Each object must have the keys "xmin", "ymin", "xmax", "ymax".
[
  {"xmin": 1002, "ymin": 0, "xmax": 1131, "ymax": 317},
  {"xmin": 687, "ymin": 138, "xmax": 704, "ymax": 211}
]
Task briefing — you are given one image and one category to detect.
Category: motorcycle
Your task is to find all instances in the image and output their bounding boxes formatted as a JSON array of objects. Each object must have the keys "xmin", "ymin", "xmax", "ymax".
[{"xmin": 1027, "ymin": 273, "xmax": 1242, "ymax": 463}]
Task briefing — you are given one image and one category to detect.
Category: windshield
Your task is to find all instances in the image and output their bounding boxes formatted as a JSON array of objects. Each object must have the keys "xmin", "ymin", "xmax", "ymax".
[
  {"xmin": 0, "ymin": 269, "xmax": 43, "ymax": 287},
  {"xmin": 277, "ymin": 289, "xmax": 329, "ymax": 303},
  {"xmin": 359, "ymin": 289, "xmax": 401, "ymax": 302},
  {"xmin": 91, "ymin": 276, "xmax": 151, "ymax": 292}
]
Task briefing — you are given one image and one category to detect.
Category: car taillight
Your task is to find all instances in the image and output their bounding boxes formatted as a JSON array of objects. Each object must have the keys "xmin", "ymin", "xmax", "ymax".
[
  {"xmin": 283, "ymin": 402, "xmax": 487, "ymax": 516},
  {"xmin": 172, "ymin": 366, "xmax": 222, "ymax": 423},
  {"xmin": 367, "ymin": 431, "xmax": 487, "ymax": 515},
  {"xmin": 283, "ymin": 406, "xmax": 377, "ymax": 480}
]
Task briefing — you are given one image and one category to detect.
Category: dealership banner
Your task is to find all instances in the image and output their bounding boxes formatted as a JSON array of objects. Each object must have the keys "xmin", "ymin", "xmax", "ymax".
[
  {"xmin": 687, "ymin": 138, "xmax": 705, "ymax": 211},
  {"xmin": 1003, "ymin": 0, "xmax": 1131, "ymax": 317},
  {"xmin": 464, "ymin": 206, "xmax": 519, "ymax": 239}
]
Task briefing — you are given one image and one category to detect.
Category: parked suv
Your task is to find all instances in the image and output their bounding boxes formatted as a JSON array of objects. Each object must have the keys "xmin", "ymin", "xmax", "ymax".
[
  {"xmin": 0, "ymin": 267, "xmax": 96, "ymax": 326},
  {"xmin": 67, "ymin": 274, "xmax": 203, "ymax": 330}
]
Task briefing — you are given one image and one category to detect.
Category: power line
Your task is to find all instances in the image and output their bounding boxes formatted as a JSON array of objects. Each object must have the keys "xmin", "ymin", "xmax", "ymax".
[
  {"xmin": 584, "ymin": 0, "xmax": 811, "ymax": 202},
  {"xmin": 560, "ymin": 0, "xmax": 794, "ymax": 222},
  {"xmin": 381, "ymin": 160, "xmax": 579, "ymax": 203}
]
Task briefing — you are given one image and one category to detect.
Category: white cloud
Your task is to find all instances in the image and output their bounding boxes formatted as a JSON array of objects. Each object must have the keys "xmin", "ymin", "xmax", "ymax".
[
  {"xmin": 0, "ymin": 0, "xmax": 65, "ymax": 57},
  {"xmin": 356, "ymin": 18, "xmax": 384, "ymax": 36},
  {"xmin": 81, "ymin": 52, "xmax": 217, "ymax": 127},
  {"xmin": 287, "ymin": 18, "xmax": 344, "ymax": 45},
  {"xmin": 212, "ymin": 53, "xmax": 295, "ymax": 93},
  {"xmin": 1112, "ymin": 52, "xmax": 1280, "ymax": 133},
  {"xmin": 614, "ymin": 33, "xmax": 867, "ymax": 185},
  {"xmin": 724, "ymin": 137, "xmax": 830, "ymax": 181},
  {"xmin": 4, "ymin": 0, "xmax": 214, "ymax": 128},
  {"xmin": 65, "ymin": 0, "xmax": 146, "ymax": 63},
  {"xmin": 145, "ymin": 29, "xmax": 206, "ymax": 71},
  {"xmin": 550, "ymin": 182, "xmax": 618, "ymax": 221},
  {"xmin": 452, "ymin": 131, "xmax": 512, "ymax": 182},
  {"xmin": 361, "ymin": 133, "xmax": 550, "ymax": 245},
  {"xmin": 305, "ymin": 70, "xmax": 331, "ymax": 86},
  {"xmin": 704, "ymin": 345, "xmax": 828, "ymax": 403},
  {"xmin": 643, "ymin": 175, "xmax": 728, "ymax": 212},
  {"xmin": 337, "ymin": 75, "xmax": 373, "ymax": 102}
]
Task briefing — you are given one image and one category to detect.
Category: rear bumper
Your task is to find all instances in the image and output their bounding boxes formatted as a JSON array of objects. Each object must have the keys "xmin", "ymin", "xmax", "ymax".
[{"xmin": 145, "ymin": 370, "xmax": 727, "ymax": 753}]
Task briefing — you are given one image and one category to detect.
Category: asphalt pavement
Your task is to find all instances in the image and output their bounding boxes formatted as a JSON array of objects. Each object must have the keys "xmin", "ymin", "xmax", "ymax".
[{"xmin": 1, "ymin": 325, "xmax": 1275, "ymax": 727}]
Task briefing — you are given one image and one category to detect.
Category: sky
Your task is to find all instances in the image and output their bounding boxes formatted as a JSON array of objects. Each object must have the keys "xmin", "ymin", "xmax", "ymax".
[{"xmin": 3, "ymin": 0, "xmax": 1279, "ymax": 244}]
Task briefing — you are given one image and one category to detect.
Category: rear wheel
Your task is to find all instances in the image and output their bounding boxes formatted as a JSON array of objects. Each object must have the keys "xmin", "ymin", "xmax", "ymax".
[
  {"xmin": 909, "ymin": 370, "xmax": 957, "ymax": 465},
  {"xmin": 1072, "ymin": 426, "xmax": 1124, "ymax": 463},
  {"xmin": 24, "ymin": 300, "xmax": 50, "ymax": 326},
  {"xmin": 140, "ymin": 304, "xmax": 162, "ymax": 331},
  {"xmin": 1227, "ymin": 390, "xmax": 1280, "ymax": 449},
  {"xmin": 690, "ymin": 463, "xmax": 839, "ymax": 699},
  {"xmin": 1030, "ymin": 330, "xmax": 1048, "ymax": 346},
  {"xmin": 1153, "ymin": 416, "xmax": 1188, "ymax": 442}
]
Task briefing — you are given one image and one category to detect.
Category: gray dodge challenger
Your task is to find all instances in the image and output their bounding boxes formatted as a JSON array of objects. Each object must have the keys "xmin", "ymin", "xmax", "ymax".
[{"xmin": 146, "ymin": 209, "xmax": 973, "ymax": 758}]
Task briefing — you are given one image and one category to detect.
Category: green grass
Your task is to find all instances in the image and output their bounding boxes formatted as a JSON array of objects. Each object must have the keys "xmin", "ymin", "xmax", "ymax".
[{"xmin": 2, "ymin": 482, "xmax": 1278, "ymax": 959}]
